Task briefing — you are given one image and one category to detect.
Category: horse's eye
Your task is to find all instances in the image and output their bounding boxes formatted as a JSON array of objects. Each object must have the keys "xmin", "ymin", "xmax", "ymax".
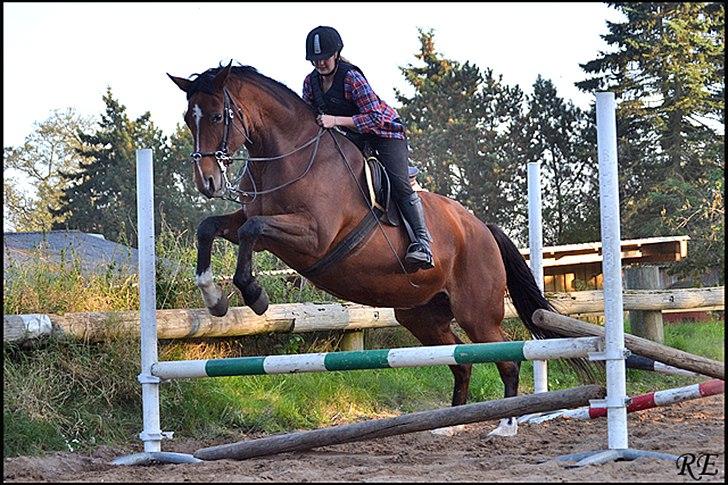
[{"xmin": 211, "ymin": 114, "xmax": 223, "ymax": 123}]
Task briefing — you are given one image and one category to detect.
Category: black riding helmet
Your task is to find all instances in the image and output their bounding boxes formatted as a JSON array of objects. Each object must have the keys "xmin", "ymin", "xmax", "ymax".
[{"xmin": 305, "ymin": 26, "xmax": 343, "ymax": 61}]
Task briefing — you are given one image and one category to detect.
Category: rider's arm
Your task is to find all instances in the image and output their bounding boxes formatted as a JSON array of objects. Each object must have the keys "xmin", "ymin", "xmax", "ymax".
[{"xmin": 301, "ymin": 74, "xmax": 315, "ymax": 107}]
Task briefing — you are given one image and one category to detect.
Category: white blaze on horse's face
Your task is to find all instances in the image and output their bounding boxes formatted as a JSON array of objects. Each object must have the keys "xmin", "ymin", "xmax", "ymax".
[
  {"xmin": 190, "ymin": 102, "xmax": 225, "ymax": 198},
  {"xmin": 192, "ymin": 104, "xmax": 203, "ymax": 128}
]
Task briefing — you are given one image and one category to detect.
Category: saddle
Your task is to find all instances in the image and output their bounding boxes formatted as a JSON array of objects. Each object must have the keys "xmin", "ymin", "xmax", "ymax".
[{"xmin": 363, "ymin": 156, "xmax": 402, "ymax": 227}]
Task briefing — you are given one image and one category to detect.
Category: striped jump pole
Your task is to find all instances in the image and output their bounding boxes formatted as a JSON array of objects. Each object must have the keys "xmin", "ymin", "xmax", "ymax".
[
  {"xmin": 152, "ymin": 337, "xmax": 602, "ymax": 380},
  {"xmin": 625, "ymin": 354, "xmax": 702, "ymax": 378},
  {"xmin": 527, "ymin": 379, "xmax": 724, "ymax": 423}
]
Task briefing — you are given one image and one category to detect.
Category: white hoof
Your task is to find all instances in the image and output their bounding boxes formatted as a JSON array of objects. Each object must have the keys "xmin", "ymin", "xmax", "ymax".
[
  {"xmin": 430, "ymin": 424, "xmax": 467, "ymax": 436},
  {"xmin": 487, "ymin": 417, "xmax": 519, "ymax": 437}
]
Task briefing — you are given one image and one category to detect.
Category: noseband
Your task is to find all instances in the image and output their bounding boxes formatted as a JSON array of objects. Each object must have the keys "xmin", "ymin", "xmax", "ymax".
[{"xmin": 189, "ymin": 86, "xmax": 325, "ymax": 204}]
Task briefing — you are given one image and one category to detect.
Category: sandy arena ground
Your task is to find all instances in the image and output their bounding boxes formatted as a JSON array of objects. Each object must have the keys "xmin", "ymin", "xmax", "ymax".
[{"xmin": 4, "ymin": 394, "xmax": 723, "ymax": 482}]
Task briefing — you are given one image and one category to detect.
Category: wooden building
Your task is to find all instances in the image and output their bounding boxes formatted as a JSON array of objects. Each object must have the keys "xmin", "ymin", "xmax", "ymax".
[{"xmin": 519, "ymin": 235, "xmax": 690, "ymax": 293}]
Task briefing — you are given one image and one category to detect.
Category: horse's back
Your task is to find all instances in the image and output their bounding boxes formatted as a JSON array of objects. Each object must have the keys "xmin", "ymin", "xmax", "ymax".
[{"xmin": 422, "ymin": 191, "xmax": 507, "ymax": 303}]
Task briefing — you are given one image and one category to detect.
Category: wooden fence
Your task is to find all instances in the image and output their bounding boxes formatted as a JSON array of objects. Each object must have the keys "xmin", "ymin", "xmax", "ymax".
[{"xmin": 4, "ymin": 286, "xmax": 723, "ymax": 345}]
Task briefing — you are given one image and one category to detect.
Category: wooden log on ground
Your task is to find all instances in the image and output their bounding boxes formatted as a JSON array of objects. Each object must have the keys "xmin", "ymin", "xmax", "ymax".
[
  {"xmin": 533, "ymin": 310, "xmax": 724, "ymax": 380},
  {"xmin": 193, "ymin": 385, "xmax": 605, "ymax": 461}
]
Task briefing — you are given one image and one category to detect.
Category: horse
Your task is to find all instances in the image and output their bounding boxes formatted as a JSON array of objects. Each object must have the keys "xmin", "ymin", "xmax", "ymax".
[{"xmin": 168, "ymin": 62, "xmax": 579, "ymax": 436}]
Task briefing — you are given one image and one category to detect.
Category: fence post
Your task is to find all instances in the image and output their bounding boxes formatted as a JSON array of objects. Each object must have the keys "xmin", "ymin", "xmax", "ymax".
[
  {"xmin": 340, "ymin": 330, "xmax": 365, "ymax": 351},
  {"xmin": 624, "ymin": 266, "xmax": 664, "ymax": 343}
]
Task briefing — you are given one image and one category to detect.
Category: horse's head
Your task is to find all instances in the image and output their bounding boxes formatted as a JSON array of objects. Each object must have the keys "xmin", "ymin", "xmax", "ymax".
[{"xmin": 168, "ymin": 62, "xmax": 247, "ymax": 199}]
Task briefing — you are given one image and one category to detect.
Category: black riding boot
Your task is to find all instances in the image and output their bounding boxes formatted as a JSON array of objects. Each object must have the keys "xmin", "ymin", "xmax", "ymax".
[{"xmin": 399, "ymin": 191, "xmax": 435, "ymax": 270}]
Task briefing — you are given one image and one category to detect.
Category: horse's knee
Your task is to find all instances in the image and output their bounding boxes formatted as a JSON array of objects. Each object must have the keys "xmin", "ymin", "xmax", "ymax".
[
  {"xmin": 237, "ymin": 216, "xmax": 265, "ymax": 243},
  {"xmin": 197, "ymin": 216, "xmax": 221, "ymax": 242}
]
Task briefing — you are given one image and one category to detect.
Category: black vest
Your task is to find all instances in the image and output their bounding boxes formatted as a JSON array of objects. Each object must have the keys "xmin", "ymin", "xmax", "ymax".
[
  {"xmin": 310, "ymin": 60, "xmax": 362, "ymax": 116},
  {"xmin": 310, "ymin": 61, "xmax": 375, "ymax": 150}
]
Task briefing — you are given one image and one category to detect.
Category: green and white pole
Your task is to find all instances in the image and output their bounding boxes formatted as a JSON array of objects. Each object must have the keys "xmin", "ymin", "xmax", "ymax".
[{"xmin": 151, "ymin": 337, "xmax": 601, "ymax": 379}]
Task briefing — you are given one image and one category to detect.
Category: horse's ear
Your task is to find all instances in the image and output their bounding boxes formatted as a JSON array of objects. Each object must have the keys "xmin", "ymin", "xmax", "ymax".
[
  {"xmin": 168, "ymin": 73, "xmax": 192, "ymax": 93},
  {"xmin": 212, "ymin": 60, "xmax": 234, "ymax": 91}
]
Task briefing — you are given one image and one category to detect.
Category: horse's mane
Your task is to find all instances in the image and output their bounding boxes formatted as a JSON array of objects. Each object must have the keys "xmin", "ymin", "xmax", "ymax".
[{"xmin": 186, "ymin": 63, "xmax": 313, "ymax": 113}]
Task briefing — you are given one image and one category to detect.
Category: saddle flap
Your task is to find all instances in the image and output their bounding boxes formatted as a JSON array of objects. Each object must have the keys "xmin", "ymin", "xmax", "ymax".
[{"xmin": 364, "ymin": 157, "xmax": 401, "ymax": 227}]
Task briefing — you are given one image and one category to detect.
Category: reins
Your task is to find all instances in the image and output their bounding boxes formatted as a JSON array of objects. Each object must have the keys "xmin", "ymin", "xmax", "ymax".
[{"xmin": 193, "ymin": 85, "xmax": 418, "ymax": 285}]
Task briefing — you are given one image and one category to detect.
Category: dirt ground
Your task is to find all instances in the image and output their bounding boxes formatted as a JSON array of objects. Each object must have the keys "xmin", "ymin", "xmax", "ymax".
[{"xmin": 4, "ymin": 394, "xmax": 724, "ymax": 483}]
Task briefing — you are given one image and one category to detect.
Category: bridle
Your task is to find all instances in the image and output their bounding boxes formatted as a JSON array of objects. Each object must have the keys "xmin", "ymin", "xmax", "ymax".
[{"xmin": 190, "ymin": 86, "xmax": 325, "ymax": 204}]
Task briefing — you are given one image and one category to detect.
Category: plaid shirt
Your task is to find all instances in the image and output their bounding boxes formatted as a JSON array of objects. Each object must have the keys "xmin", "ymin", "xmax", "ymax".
[{"xmin": 302, "ymin": 69, "xmax": 405, "ymax": 139}]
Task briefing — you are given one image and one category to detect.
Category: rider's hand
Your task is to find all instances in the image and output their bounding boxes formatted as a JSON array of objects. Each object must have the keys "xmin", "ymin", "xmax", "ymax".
[{"xmin": 317, "ymin": 114, "xmax": 337, "ymax": 129}]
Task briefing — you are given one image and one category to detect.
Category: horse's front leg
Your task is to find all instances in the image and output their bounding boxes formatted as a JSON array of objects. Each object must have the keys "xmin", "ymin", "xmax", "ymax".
[
  {"xmin": 196, "ymin": 209, "xmax": 246, "ymax": 317},
  {"xmin": 234, "ymin": 213, "xmax": 317, "ymax": 315}
]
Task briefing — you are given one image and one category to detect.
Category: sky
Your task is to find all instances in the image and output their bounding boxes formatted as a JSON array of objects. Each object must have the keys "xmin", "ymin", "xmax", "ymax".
[{"xmin": 3, "ymin": 2, "xmax": 627, "ymax": 149}]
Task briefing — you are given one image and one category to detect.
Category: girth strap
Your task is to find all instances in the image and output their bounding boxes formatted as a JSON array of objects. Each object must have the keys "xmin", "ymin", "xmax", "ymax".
[{"xmin": 300, "ymin": 207, "xmax": 383, "ymax": 279}]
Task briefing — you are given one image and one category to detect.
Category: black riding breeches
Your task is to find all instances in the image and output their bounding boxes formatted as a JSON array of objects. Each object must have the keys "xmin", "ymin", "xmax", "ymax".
[{"xmin": 368, "ymin": 137, "xmax": 413, "ymax": 203}]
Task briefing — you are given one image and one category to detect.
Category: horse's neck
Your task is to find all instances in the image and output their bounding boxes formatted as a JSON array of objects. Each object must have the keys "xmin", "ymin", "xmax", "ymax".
[{"xmin": 236, "ymin": 80, "xmax": 365, "ymax": 219}]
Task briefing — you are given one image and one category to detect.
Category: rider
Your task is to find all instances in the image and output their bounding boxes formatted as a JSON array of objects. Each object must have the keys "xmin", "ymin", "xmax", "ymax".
[{"xmin": 302, "ymin": 25, "xmax": 434, "ymax": 271}]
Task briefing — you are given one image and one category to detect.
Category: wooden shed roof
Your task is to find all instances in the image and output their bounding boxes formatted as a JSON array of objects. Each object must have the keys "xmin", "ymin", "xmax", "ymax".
[{"xmin": 520, "ymin": 235, "xmax": 689, "ymax": 268}]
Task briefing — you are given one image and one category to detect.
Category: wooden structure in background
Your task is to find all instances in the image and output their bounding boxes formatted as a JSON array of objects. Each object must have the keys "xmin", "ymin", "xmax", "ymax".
[{"xmin": 519, "ymin": 235, "xmax": 689, "ymax": 293}]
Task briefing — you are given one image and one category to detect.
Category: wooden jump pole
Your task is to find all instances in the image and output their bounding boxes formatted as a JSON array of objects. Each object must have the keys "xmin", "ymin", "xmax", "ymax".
[
  {"xmin": 193, "ymin": 385, "xmax": 605, "ymax": 461},
  {"xmin": 533, "ymin": 309, "xmax": 724, "ymax": 380}
]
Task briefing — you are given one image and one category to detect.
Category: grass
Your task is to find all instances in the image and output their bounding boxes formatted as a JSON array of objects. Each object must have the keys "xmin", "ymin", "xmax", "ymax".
[{"xmin": 2, "ymin": 227, "xmax": 725, "ymax": 458}]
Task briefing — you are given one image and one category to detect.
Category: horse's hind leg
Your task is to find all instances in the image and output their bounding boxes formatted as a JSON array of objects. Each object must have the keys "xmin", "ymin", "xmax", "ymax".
[
  {"xmin": 394, "ymin": 294, "xmax": 471, "ymax": 407},
  {"xmin": 452, "ymin": 302, "xmax": 522, "ymax": 437},
  {"xmin": 195, "ymin": 209, "xmax": 246, "ymax": 317}
]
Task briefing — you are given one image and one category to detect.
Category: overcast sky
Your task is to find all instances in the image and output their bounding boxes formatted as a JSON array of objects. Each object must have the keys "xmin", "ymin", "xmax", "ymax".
[{"xmin": 3, "ymin": 2, "xmax": 626, "ymax": 148}]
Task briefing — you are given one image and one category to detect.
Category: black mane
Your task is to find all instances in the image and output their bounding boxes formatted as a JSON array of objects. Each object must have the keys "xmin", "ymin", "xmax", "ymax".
[{"xmin": 186, "ymin": 63, "xmax": 311, "ymax": 112}]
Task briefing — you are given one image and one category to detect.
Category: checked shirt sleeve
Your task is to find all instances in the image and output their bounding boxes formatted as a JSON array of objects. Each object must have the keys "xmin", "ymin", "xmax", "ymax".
[
  {"xmin": 345, "ymin": 70, "xmax": 404, "ymax": 138},
  {"xmin": 301, "ymin": 74, "xmax": 314, "ymax": 107}
]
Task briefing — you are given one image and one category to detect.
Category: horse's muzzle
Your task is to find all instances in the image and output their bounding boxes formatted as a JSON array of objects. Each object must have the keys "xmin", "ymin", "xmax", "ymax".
[{"xmin": 199, "ymin": 176, "xmax": 226, "ymax": 199}]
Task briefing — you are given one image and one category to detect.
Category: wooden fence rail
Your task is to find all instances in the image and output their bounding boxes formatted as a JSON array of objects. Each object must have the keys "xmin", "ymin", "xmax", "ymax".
[{"xmin": 4, "ymin": 286, "xmax": 723, "ymax": 344}]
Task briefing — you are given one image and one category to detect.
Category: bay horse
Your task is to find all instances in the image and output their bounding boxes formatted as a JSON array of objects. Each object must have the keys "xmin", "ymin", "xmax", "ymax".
[{"xmin": 168, "ymin": 62, "xmax": 579, "ymax": 436}]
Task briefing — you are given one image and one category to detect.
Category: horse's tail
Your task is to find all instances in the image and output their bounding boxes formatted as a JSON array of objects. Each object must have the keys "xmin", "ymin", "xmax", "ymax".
[
  {"xmin": 486, "ymin": 223, "xmax": 559, "ymax": 339},
  {"xmin": 486, "ymin": 223, "xmax": 600, "ymax": 381}
]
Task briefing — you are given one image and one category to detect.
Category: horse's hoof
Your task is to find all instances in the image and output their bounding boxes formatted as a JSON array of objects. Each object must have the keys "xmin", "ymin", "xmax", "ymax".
[
  {"xmin": 208, "ymin": 292, "xmax": 229, "ymax": 317},
  {"xmin": 249, "ymin": 289, "xmax": 269, "ymax": 315},
  {"xmin": 486, "ymin": 417, "xmax": 518, "ymax": 437}
]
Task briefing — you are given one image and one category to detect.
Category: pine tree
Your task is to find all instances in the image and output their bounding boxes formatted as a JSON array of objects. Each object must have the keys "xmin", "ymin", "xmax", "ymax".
[
  {"xmin": 523, "ymin": 77, "xmax": 599, "ymax": 245},
  {"xmin": 395, "ymin": 29, "xmax": 527, "ymax": 229},
  {"xmin": 52, "ymin": 89, "xmax": 207, "ymax": 244},
  {"xmin": 577, "ymin": 2, "xmax": 724, "ymax": 283}
]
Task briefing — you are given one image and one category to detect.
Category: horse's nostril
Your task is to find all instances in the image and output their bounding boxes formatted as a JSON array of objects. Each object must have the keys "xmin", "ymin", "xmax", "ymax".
[{"xmin": 207, "ymin": 177, "xmax": 215, "ymax": 193}]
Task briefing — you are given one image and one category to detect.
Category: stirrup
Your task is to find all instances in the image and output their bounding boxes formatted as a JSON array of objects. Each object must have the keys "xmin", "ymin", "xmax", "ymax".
[{"xmin": 405, "ymin": 243, "xmax": 434, "ymax": 269}]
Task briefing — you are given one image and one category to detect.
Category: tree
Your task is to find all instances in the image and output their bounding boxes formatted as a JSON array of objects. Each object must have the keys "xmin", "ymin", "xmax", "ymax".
[
  {"xmin": 521, "ymin": 77, "xmax": 600, "ymax": 245},
  {"xmin": 395, "ymin": 29, "xmax": 528, "ymax": 231},
  {"xmin": 3, "ymin": 108, "xmax": 94, "ymax": 231},
  {"xmin": 52, "ymin": 88, "xmax": 207, "ymax": 245},
  {"xmin": 577, "ymin": 2, "xmax": 725, "ymax": 283}
]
